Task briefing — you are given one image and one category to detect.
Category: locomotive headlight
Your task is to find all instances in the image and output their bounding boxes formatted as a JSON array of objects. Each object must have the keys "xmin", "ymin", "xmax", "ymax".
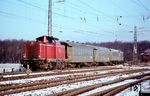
[{"xmin": 23, "ymin": 55, "xmax": 26, "ymax": 58}]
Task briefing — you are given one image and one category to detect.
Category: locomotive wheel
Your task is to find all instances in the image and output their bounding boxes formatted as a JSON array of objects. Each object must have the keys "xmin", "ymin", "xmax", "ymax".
[
  {"xmin": 58, "ymin": 62, "xmax": 64, "ymax": 69},
  {"xmin": 61, "ymin": 62, "xmax": 65, "ymax": 69},
  {"xmin": 77, "ymin": 64, "xmax": 81, "ymax": 68}
]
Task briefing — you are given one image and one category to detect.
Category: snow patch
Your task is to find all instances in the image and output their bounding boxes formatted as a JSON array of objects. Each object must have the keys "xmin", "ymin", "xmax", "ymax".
[
  {"xmin": 79, "ymin": 79, "xmax": 136, "ymax": 96},
  {"xmin": 0, "ymin": 69, "xmax": 125, "ymax": 85},
  {"xmin": 0, "ymin": 63, "xmax": 24, "ymax": 73}
]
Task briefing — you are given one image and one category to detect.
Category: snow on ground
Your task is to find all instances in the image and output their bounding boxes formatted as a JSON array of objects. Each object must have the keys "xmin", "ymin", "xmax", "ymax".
[
  {"xmin": 1, "ymin": 64, "xmax": 149, "ymax": 78},
  {"xmin": 115, "ymin": 80, "xmax": 150, "ymax": 96},
  {"xmin": 7, "ymin": 75, "xmax": 123, "ymax": 96},
  {"xmin": 0, "ymin": 63, "xmax": 24, "ymax": 73},
  {"xmin": 60, "ymin": 67, "xmax": 98, "ymax": 72},
  {"xmin": 1, "ymin": 69, "xmax": 150, "ymax": 85},
  {"xmin": 0, "ymin": 69, "xmax": 125, "ymax": 84},
  {"xmin": 141, "ymin": 80, "xmax": 150, "ymax": 92},
  {"xmin": 79, "ymin": 79, "xmax": 137, "ymax": 96},
  {"xmin": 115, "ymin": 86, "xmax": 140, "ymax": 96},
  {"xmin": 2, "ymin": 64, "xmax": 148, "ymax": 78},
  {"xmin": 2, "ymin": 67, "xmax": 113, "ymax": 78},
  {"xmin": 116, "ymin": 64, "xmax": 150, "ymax": 70},
  {"xmin": 6, "ymin": 72, "xmax": 150, "ymax": 96},
  {"xmin": 2, "ymin": 71, "xmax": 55, "ymax": 78},
  {"xmin": 1, "ymin": 66, "xmax": 117, "ymax": 78}
]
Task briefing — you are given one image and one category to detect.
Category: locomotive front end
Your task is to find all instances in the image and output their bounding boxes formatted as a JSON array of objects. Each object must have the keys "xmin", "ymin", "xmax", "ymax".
[{"xmin": 23, "ymin": 41, "xmax": 41, "ymax": 70}]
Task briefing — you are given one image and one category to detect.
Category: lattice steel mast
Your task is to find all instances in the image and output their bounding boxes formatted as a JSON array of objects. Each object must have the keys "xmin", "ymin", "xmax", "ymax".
[
  {"xmin": 133, "ymin": 26, "xmax": 138, "ymax": 64},
  {"xmin": 48, "ymin": 0, "xmax": 52, "ymax": 36}
]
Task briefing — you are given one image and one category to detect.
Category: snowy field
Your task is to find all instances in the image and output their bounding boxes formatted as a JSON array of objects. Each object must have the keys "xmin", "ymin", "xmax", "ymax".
[{"xmin": 0, "ymin": 63, "xmax": 24, "ymax": 73}]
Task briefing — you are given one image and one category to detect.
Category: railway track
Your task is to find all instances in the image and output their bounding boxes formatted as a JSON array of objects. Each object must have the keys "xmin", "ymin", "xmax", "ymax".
[
  {"xmin": 91, "ymin": 76, "xmax": 150, "ymax": 96},
  {"xmin": 50, "ymin": 73, "xmax": 150, "ymax": 96},
  {"xmin": 0, "ymin": 66, "xmax": 119, "ymax": 81},
  {"xmin": 0, "ymin": 66, "xmax": 117, "ymax": 76},
  {"xmin": 0, "ymin": 69, "xmax": 144, "ymax": 91},
  {"xmin": 0, "ymin": 68, "xmax": 146, "ymax": 87},
  {"xmin": 0, "ymin": 68, "xmax": 149, "ymax": 96}
]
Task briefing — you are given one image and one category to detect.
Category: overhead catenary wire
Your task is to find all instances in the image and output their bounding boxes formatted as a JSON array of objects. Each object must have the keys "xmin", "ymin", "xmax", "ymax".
[
  {"xmin": 129, "ymin": 0, "xmax": 150, "ymax": 22},
  {"xmin": 66, "ymin": 1, "xmax": 100, "ymax": 18},
  {"xmin": 53, "ymin": 0, "xmax": 124, "ymax": 32},
  {"xmin": 0, "ymin": 10, "xmax": 47, "ymax": 25},
  {"xmin": 16, "ymin": 0, "xmax": 116, "ymax": 36},
  {"xmin": 17, "ymin": 0, "xmax": 46, "ymax": 11},
  {"xmin": 53, "ymin": 24, "xmax": 113, "ymax": 36},
  {"xmin": 78, "ymin": 0, "xmax": 131, "ymax": 28},
  {"xmin": 110, "ymin": 0, "xmax": 132, "ymax": 15},
  {"xmin": 130, "ymin": 0, "xmax": 150, "ymax": 13},
  {"xmin": 17, "ymin": 0, "xmax": 133, "ymax": 30},
  {"xmin": 3, "ymin": 0, "xmax": 149, "ymax": 41},
  {"xmin": 0, "ymin": 8, "xmax": 113, "ymax": 38},
  {"xmin": 137, "ymin": 0, "xmax": 150, "ymax": 13},
  {"xmin": 78, "ymin": 0, "xmax": 115, "ymax": 21}
]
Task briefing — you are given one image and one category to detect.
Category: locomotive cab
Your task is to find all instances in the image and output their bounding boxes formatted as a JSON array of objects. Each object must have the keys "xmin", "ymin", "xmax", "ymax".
[{"xmin": 36, "ymin": 35, "xmax": 59, "ymax": 44}]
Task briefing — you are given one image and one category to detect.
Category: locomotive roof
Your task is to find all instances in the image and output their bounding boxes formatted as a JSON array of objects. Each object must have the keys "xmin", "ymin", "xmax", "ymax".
[{"xmin": 36, "ymin": 35, "xmax": 59, "ymax": 41}]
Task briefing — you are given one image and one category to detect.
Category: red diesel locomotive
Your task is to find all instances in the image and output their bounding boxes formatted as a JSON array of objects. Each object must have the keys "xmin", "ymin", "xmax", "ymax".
[{"xmin": 23, "ymin": 36, "xmax": 66, "ymax": 70}]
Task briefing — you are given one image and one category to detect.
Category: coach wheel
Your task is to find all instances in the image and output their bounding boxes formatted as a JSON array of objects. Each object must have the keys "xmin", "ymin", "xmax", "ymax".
[
  {"xmin": 77, "ymin": 64, "xmax": 81, "ymax": 68},
  {"xmin": 67, "ymin": 63, "xmax": 75, "ymax": 68}
]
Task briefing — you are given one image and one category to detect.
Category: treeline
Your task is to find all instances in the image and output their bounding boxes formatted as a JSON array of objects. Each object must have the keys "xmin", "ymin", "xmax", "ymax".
[
  {"xmin": 0, "ymin": 40, "xmax": 150, "ymax": 63},
  {"xmin": 0, "ymin": 39, "xmax": 24, "ymax": 63}
]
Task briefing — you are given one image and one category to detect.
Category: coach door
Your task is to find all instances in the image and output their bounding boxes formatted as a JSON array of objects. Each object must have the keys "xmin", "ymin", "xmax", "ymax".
[{"xmin": 93, "ymin": 49, "xmax": 98, "ymax": 63}]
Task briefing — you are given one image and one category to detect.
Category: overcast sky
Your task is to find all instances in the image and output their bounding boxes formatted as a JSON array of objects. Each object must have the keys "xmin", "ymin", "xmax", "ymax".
[{"xmin": 0, "ymin": 0, "xmax": 150, "ymax": 42}]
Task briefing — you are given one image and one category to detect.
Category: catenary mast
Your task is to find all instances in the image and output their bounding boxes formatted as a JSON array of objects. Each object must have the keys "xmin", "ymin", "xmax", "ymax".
[{"xmin": 48, "ymin": 0, "xmax": 52, "ymax": 36}]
